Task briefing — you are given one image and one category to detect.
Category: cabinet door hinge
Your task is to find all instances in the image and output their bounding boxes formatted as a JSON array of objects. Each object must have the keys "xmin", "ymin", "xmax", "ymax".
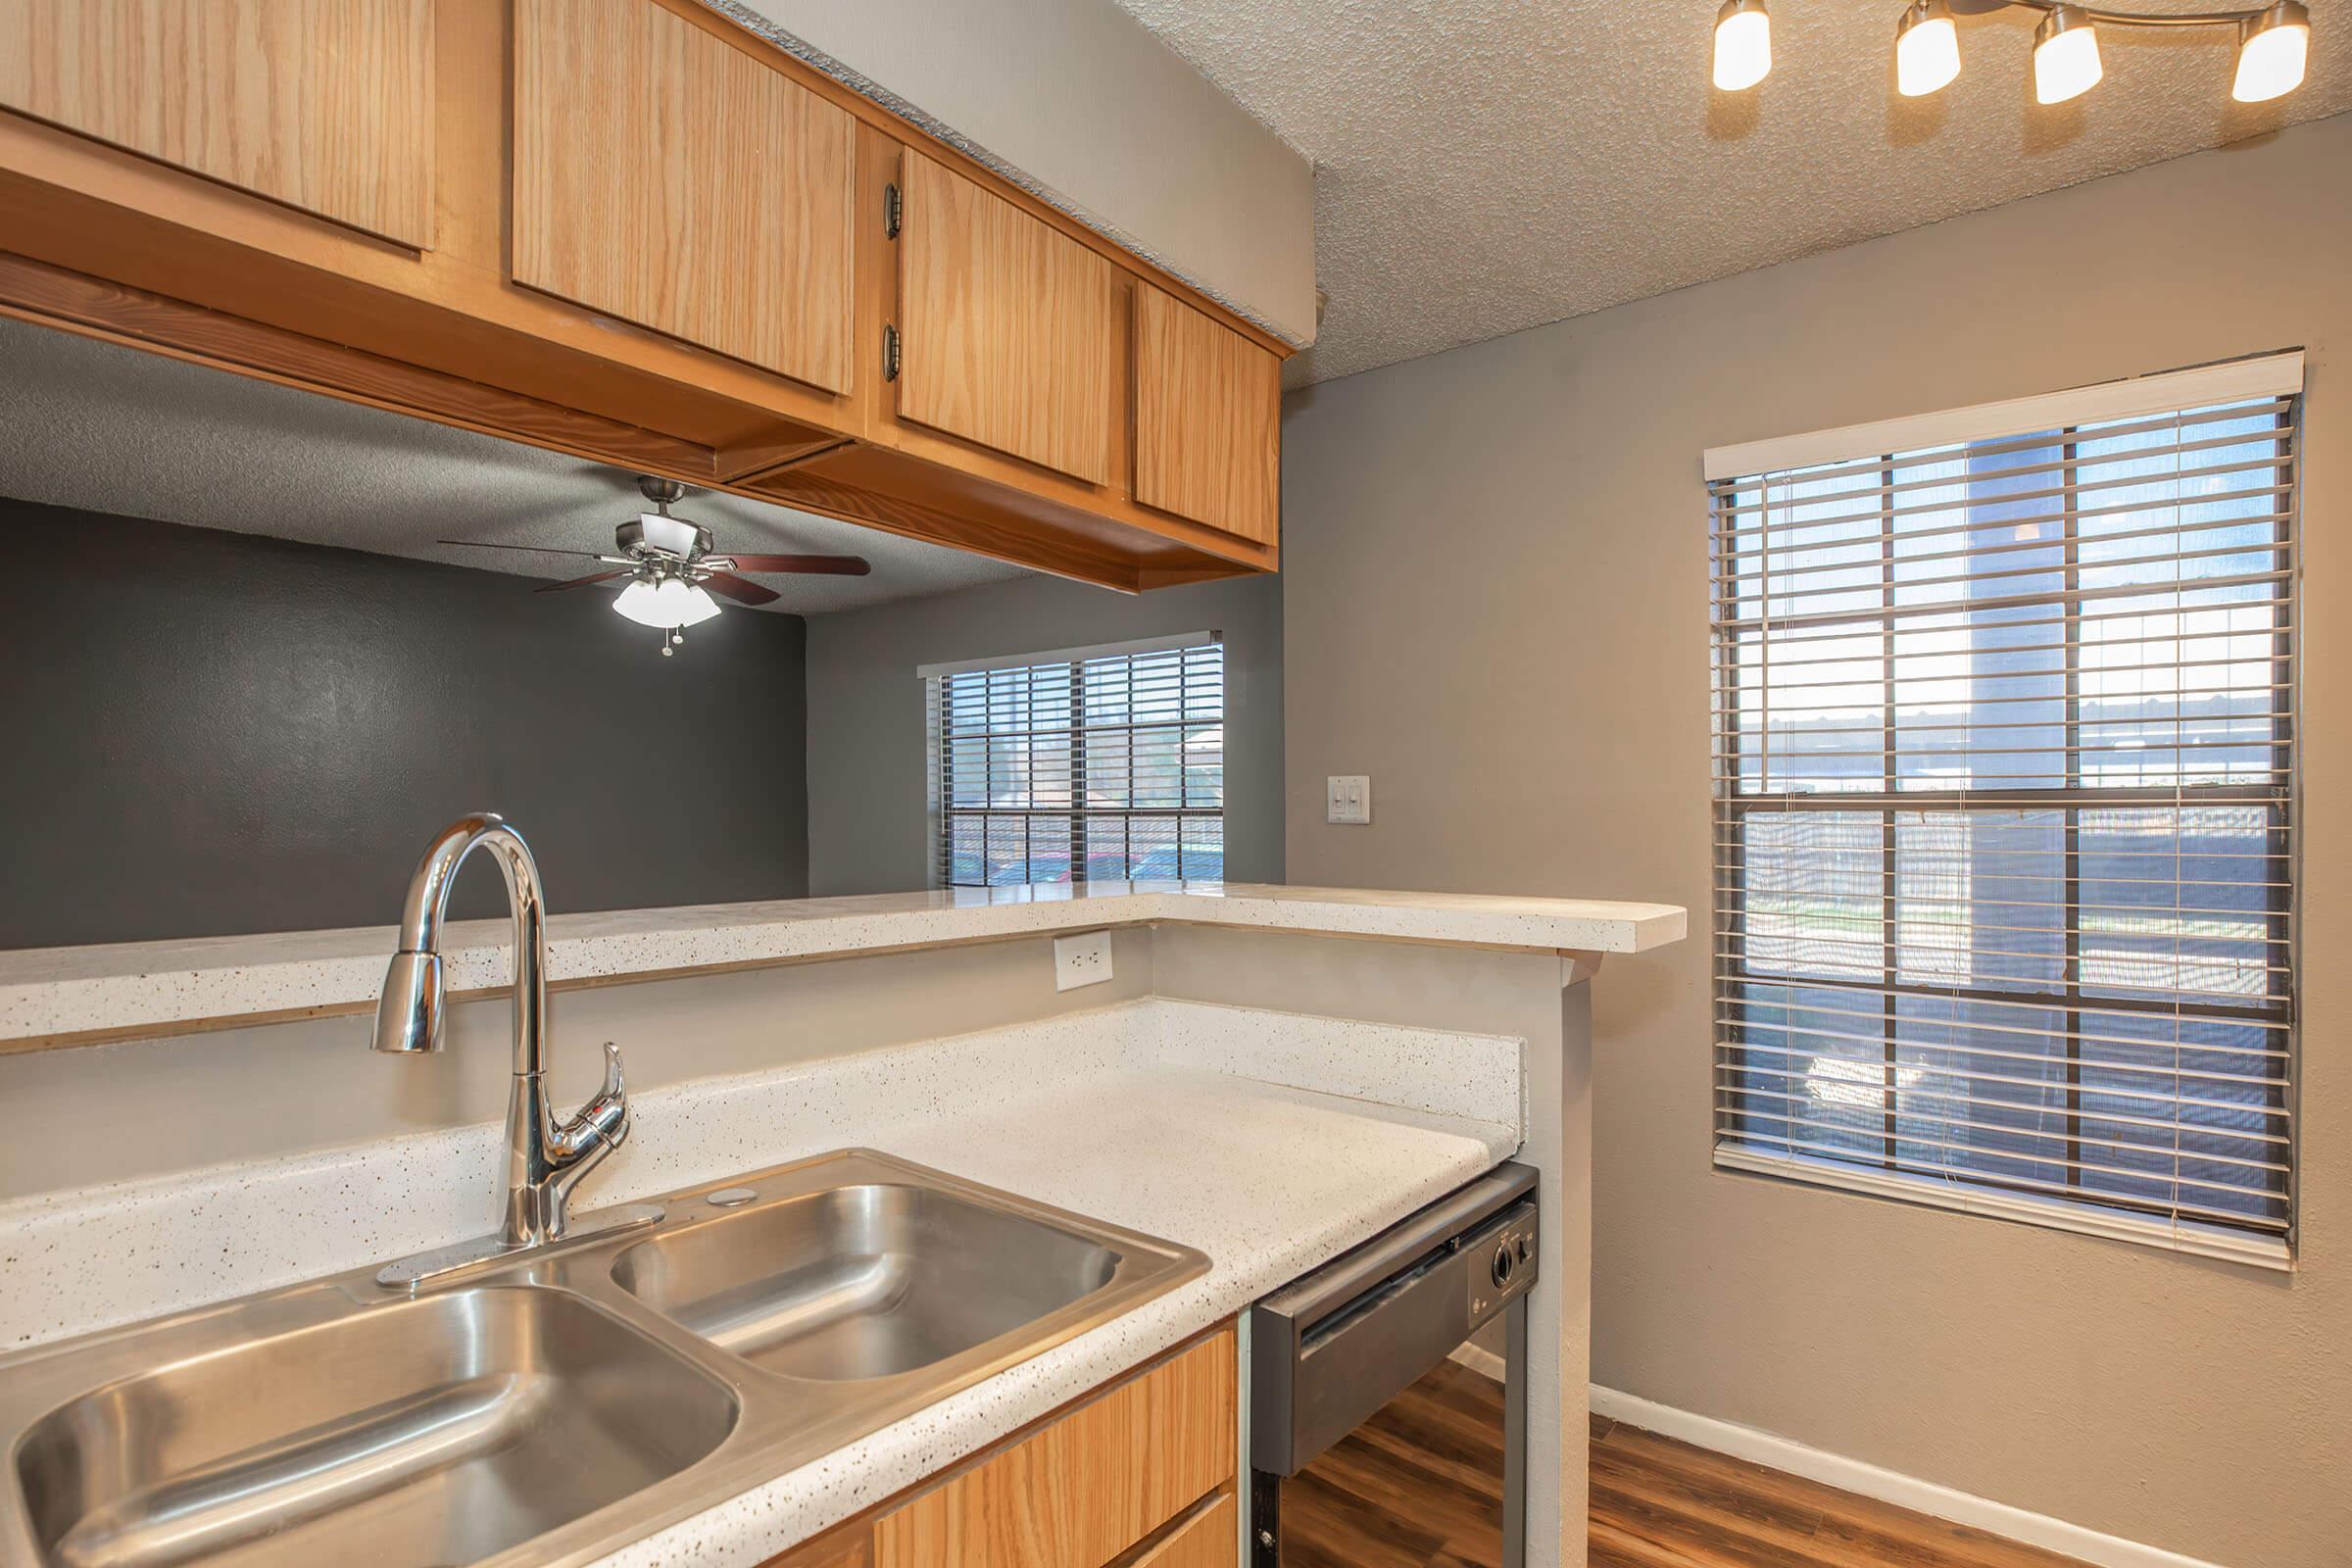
[
  {"xmin": 883, "ymin": 181, "xmax": 902, "ymax": 239},
  {"xmin": 883, "ymin": 323, "xmax": 901, "ymax": 382}
]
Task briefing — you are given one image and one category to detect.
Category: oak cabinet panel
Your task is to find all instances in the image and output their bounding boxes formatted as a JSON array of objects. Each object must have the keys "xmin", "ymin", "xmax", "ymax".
[
  {"xmin": 764, "ymin": 1523, "xmax": 870, "ymax": 1568},
  {"xmin": 871, "ymin": 1331, "xmax": 1235, "ymax": 1568},
  {"xmin": 0, "ymin": 0, "xmax": 434, "ymax": 247},
  {"xmin": 1133, "ymin": 285, "xmax": 1280, "ymax": 546},
  {"xmin": 1120, "ymin": 1493, "xmax": 1236, "ymax": 1568},
  {"xmin": 0, "ymin": 0, "xmax": 1281, "ymax": 588},
  {"xmin": 896, "ymin": 147, "xmax": 1124, "ymax": 488},
  {"xmin": 511, "ymin": 0, "xmax": 856, "ymax": 391}
]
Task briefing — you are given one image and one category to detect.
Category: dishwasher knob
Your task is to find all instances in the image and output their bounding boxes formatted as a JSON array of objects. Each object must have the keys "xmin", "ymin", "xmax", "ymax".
[{"xmin": 1492, "ymin": 1242, "xmax": 1516, "ymax": 1289}]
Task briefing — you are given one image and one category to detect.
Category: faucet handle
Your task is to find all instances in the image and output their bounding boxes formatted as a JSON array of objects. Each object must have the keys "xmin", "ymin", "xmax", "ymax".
[
  {"xmin": 556, "ymin": 1043, "xmax": 630, "ymax": 1158},
  {"xmin": 586, "ymin": 1042, "xmax": 629, "ymax": 1150},
  {"xmin": 542, "ymin": 1042, "xmax": 632, "ymax": 1238}
]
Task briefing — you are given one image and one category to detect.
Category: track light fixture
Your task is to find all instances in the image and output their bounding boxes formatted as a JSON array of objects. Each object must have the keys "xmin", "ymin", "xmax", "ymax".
[
  {"xmin": 2234, "ymin": 1, "xmax": 2312, "ymax": 101},
  {"xmin": 1713, "ymin": 0, "xmax": 1774, "ymax": 89},
  {"xmin": 1894, "ymin": 0, "xmax": 1963, "ymax": 95},
  {"xmin": 1711, "ymin": 0, "xmax": 2313, "ymax": 109},
  {"xmin": 2032, "ymin": 4, "xmax": 2103, "ymax": 103}
]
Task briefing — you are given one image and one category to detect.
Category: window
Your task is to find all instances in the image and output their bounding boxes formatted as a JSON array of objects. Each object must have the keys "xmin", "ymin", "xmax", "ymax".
[
  {"xmin": 928, "ymin": 635, "xmax": 1225, "ymax": 888},
  {"xmin": 1705, "ymin": 355, "xmax": 2301, "ymax": 1264}
]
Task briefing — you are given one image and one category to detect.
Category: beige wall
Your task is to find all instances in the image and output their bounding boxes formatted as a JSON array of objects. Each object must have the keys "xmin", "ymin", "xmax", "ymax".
[
  {"xmin": 1278, "ymin": 114, "xmax": 2352, "ymax": 1566},
  {"xmin": 0, "ymin": 929, "xmax": 1152, "ymax": 1199}
]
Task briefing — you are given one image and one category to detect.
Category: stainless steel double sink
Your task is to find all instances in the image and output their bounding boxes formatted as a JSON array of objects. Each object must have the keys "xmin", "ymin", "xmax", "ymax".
[{"xmin": 0, "ymin": 1150, "xmax": 1207, "ymax": 1568}]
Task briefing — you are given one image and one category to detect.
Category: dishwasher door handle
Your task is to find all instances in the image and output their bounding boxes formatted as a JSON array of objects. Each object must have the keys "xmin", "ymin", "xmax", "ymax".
[{"xmin": 1258, "ymin": 1163, "xmax": 1535, "ymax": 1331}]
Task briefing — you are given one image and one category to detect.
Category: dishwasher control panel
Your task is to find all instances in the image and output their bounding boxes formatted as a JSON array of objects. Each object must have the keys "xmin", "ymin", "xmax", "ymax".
[{"xmin": 1464, "ymin": 1198, "xmax": 1539, "ymax": 1329}]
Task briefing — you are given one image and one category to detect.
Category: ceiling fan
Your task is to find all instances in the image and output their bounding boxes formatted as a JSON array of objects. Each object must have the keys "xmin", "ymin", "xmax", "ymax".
[{"xmin": 440, "ymin": 476, "xmax": 871, "ymax": 655}]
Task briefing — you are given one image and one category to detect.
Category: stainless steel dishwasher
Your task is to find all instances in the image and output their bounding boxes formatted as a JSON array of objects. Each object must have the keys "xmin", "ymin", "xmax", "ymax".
[{"xmin": 1248, "ymin": 1161, "xmax": 1539, "ymax": 1567}]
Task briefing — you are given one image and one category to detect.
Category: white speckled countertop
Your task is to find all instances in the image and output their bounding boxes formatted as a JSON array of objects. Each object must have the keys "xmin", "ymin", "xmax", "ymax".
[
  {"xmin": 0, "ymin": 998, "xmax": 1521, "ymax": 1565},
  {"xmin": 0, "ymin": 881, "xmax": 1686, "ymax": 1046},
  {"xmin": 615, "ymin": 1069, "xmax": 1515, "ymax": 1565}
]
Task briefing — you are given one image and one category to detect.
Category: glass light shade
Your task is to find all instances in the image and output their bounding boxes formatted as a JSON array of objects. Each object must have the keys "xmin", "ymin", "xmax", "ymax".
[
  {"xmin": 2033, "ymin": 8, "xmax": 2102, "ymax": 104},
  {"xmin": 2233, "ymin": 2, "xmax": 2309, "ymax": 103},
  {"xmin": 1712, "ymin": 0, "xmax": 1772, "ymax": 91},
  {"xmin": 613, "ymin": 577, "xmax": 722, "ymax": 629},
  {"xmin": 612, "ymin": 579, "xmax": 665, "ymax": 627},
  {"xmin": 655, "ymin": 578, "xmax": 721, "ymax": 627},
  {"xmin": 1894, "ymin": 2, "xmax": 1961, "ymax": 97}
]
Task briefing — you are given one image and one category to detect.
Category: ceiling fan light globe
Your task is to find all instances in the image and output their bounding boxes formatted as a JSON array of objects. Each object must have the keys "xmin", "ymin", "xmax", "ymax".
[
  {"xmin": 613, "ymin": 577, "xmax": 721, "ymax": 629},
  {"xmin": 1894, "ymin": 1, "xmax": 1961, "ymax": 96},
  {"xmin": 612, "ymin": 578, "xmax": 667, "ymax": 627},
  {"xmin": 609, "ymin": 575, "xmax": 721, "ymax": 629}
]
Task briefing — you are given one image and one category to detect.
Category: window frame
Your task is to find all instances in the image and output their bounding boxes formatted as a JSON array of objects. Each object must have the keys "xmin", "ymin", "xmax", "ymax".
[{"xmin": 1703, "ymin": 355, "xmax": 2303, "ymax": 1268}]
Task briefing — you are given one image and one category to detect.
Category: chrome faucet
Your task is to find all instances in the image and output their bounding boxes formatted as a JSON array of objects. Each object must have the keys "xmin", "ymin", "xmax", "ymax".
[{"xmin": 372, "ymin": 814, "xmax": 649, "ymax": 1276}]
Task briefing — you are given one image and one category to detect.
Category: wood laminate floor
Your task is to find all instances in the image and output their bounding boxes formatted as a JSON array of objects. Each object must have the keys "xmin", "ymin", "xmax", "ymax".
[{"xmin": 1284, "ymin": 1359, "xmax": 2091, "ymax": 1568}]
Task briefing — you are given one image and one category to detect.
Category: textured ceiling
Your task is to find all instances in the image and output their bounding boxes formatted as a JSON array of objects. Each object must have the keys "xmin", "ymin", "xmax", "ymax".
[
  {"xmin": 0, "ymin": 318, "xmax": 1026, "ymax": 613},
  {"xmin": 1108, "ymin": 0, "xmax": 2350, "ymax": 386}
]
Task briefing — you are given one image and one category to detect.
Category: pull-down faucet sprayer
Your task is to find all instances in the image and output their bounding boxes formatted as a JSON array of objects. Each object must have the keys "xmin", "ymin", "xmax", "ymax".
[{"xmin": 372, "ymin": 814, "xmax": 656, "ymax": 1286}]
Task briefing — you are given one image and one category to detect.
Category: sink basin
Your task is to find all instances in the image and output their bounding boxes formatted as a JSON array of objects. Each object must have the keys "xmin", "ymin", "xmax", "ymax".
[
  {"xmin": 0, "ymin": 1151, "xmax": 1203, "ymax": 1567},
  {"xmin": 13, "ymin": 1288, "xmax": 737, "ymax": 1568},
  {"xmin": 610, "ymin": 1181, "xmax": 1121, "ymax": 1380}
]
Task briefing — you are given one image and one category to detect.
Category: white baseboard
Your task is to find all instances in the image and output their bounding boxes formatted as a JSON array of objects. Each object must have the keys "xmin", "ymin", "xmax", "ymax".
[
  {"xmin": 1588, "ymin": 1387, "xmax": 2228, "ymax": 1568},
  {"xmin": 1448, "ymin": 1342, "xmax": 1507, "ymax": 1382}
]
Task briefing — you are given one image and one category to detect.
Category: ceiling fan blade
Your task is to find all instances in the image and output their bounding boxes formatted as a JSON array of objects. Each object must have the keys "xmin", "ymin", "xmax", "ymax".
[
  {"xmin": 716, "ymin": 553, "xmax": 873, "ymax": 577},
  {"xmin": 533, "ymin": 569, "xmax": 633, "ymax": 594},
  {"xmin": 700, "ymin": 571, "xmax": 781, "ymax": 606},
  {"xmin": 437, "ymin": 539, "xmax": 615, "ymax": 561}
]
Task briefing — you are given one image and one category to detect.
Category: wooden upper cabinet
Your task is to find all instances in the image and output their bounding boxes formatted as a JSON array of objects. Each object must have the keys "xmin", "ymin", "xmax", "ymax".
[
  {"xmin": 511, "ymin": 0, "xmax": 856, "ymax": 392},
  {"xmin": 1134, "ymin": 286, "xmax": 1280, "ymax": 545},
  {"xmin": 895, "ymin": 147, "xmax": 1124, "ymax": 489},
  {"xmin": 0, "ymin": 0, "xmax": 434, "ymax": 247},
  {"xmin": 0, "ymin": 0, "xmax": 1284, "ymax": 588}
]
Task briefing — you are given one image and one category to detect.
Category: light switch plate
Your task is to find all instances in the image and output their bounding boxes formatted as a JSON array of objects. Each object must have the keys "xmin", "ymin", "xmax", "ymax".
[
  {"xmin": 1053, "ymin": 929, "xmax": 1114, "ymax": 991},
  {"xmin": 1326, "ymin": 774, "xmax": 1372, "ymax": 825}
]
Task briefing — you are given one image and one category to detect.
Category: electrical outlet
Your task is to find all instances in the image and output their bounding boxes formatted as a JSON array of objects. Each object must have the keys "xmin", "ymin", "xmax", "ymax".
[
  {"xmin": 1326, "ymin": 774, "xmax": 1372, "ymax": 824},
  {"xmin": 1054, "ymin": 929, "xmax": 1114, "ymax": 992}
]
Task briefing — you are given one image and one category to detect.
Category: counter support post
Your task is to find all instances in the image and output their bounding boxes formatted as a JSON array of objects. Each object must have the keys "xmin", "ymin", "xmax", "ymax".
[{"xmin": 1524, "ymin": 960, "xmax": 1594, "ymax": 1568}]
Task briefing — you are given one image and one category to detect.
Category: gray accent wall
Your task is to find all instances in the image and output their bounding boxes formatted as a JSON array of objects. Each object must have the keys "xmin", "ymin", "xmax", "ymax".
[
  {"xmin": 0, "ymin": 501, "xmax": 810, "ymax": 948},
  {"xmin": 803, "ymin": 570, "xmax": 1282, "ymax": 896},
  {"xmin": 1278, "ymin": 114, "xmax": 2352, "ymax": 1567}
]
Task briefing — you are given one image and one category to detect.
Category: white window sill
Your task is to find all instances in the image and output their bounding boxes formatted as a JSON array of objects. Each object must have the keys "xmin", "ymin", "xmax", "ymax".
[{"xmin": 1713, "ymin": 1142, "xmax": 2293, "ymax": 1272}]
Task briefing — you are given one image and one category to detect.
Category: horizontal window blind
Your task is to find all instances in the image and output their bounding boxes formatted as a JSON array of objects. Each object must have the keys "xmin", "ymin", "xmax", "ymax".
[
  {"xmin": 1709, "ymin": 375, "xmax": 2299, "ymax": 1252},
  {"xmin": 933, "ymin": 640, "xmax": 1224, "ymax": 888}
]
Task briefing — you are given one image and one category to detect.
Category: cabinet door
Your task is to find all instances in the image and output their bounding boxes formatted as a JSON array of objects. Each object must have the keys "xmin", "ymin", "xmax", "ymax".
[
  {"xmin": 0, "ymin": 0, "xmax": 434, "ymax": 247},
  {"xmin": 512, "ymin": 0, "xmax": 855, "ymax": 392},
  {"xmin": 1133, "ymin": 286, "xmax": 1280, "ymax": 545},
  {"xmin": 872, "ymin": 1331, "xmax": 1234, "ymax": 1568},
  {"xmin": 896, "ymin": 147, "xmax": 1123, "ymax": 488},
  {"xmin": 1120, "ymin": 1493, "xmax": 1236, "ymax": 1568}
]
